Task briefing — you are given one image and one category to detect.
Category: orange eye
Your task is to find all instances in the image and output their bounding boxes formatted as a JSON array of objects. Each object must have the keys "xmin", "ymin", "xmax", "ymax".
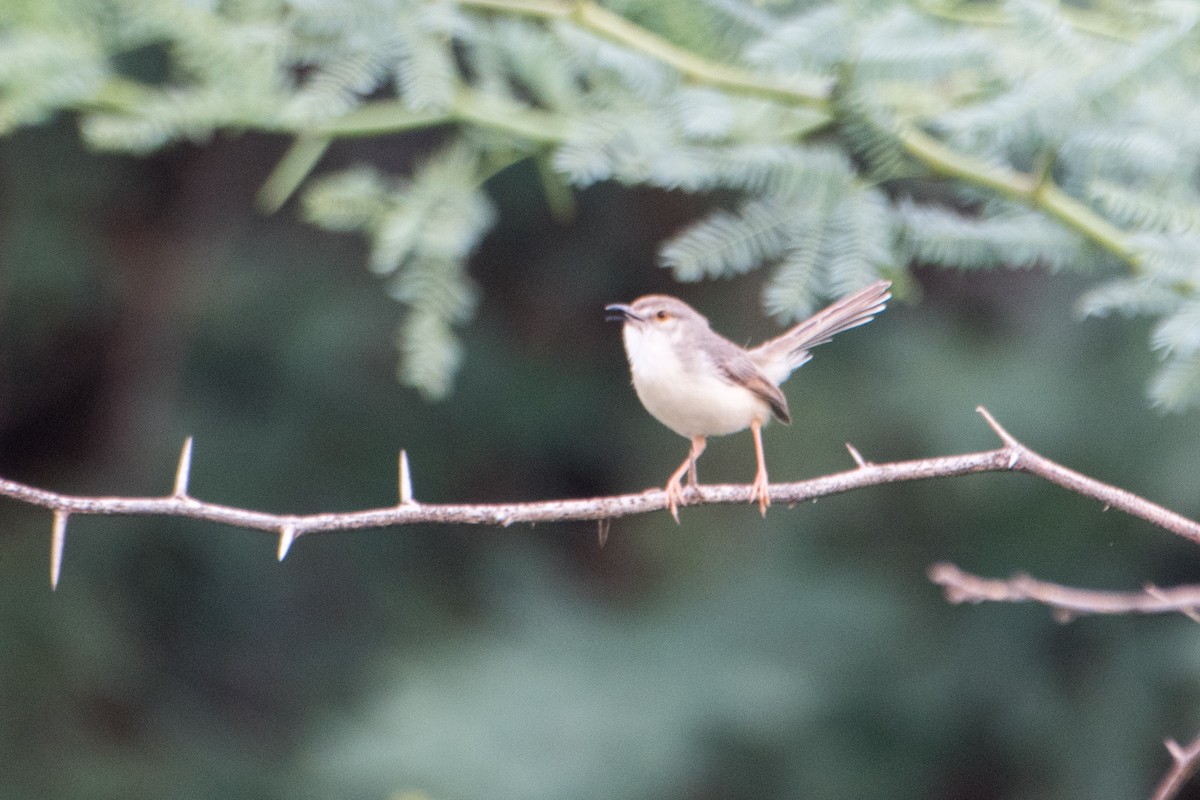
[{"xmin": 655, "ymin": 310, "xmax": 670, "ymax": 321}]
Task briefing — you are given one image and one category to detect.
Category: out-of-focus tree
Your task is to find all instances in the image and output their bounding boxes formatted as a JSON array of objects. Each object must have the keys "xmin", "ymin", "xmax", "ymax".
[{"xmin": 3, "ymin": 0, "xmax": 1198, "ymax": 405}]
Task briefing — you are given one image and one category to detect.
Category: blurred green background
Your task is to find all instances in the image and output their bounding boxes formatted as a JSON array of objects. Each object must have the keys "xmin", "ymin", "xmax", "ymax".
[{"xmin": 2, "ymin": 118, "xmax": 1200, "ymax": 800}]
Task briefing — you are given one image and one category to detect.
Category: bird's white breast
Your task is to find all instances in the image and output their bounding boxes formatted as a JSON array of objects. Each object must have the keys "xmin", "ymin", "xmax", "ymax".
[{"xmin": 622, "ymin": 324, "xmax": 770, "ymax": 438}]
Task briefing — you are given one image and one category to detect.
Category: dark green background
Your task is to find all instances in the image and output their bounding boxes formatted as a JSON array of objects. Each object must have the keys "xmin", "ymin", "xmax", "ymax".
[{"xmin": 2, "ymin": 121, "xmax": 1199, "ymax": 800}]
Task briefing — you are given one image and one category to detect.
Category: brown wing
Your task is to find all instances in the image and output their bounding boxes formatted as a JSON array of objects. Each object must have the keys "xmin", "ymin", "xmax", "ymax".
[{"xmin": 709, "ymin": 337, "xmax": 791, "ymax": 424}]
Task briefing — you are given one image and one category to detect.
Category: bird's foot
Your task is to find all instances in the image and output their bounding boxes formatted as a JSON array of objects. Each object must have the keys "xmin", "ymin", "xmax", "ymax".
[
  {"xmin": 751, "ymin": 470, "xmax": 770, "ymax": 517},
  {"xmin": 665, "ymin": 475, "xmax": 686, "ymax": 524}
]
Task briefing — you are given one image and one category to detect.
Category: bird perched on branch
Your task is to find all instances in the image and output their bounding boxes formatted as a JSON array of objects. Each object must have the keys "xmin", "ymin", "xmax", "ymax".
[{"xmin": 606, "ymin": 280, "xmax": 891, "ymax": 522}]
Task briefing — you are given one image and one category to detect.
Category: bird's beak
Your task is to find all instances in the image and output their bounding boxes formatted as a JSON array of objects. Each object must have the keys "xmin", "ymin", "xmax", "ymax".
[{"xmin": 605, "ymin": 303, "xmax": 639, "ymax": 323}]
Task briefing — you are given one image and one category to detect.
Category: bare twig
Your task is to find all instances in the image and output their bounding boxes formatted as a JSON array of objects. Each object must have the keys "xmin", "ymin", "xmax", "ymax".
[
  {"xmin": 4, "ymin": 407, "xmax": 1198, "ymax": 588},
  {"xmin": 1152, "ymin": 736, "xmax": 1200, "ymax": 800},
  {"xmin": 974, "ymin": 407, "xmax": 1200, "ymax": 542},
  {"xmin": 929, "ymin": 563, "xmax": 1200, "ymax": 623}
]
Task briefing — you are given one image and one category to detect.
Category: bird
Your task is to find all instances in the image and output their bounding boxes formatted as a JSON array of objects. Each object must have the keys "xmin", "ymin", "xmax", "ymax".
[{"xmin": 606, "ymin": 280, "xmax": 891, "ymax": 522}]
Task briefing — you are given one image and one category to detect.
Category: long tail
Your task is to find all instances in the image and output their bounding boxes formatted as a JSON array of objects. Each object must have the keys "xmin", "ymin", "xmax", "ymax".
[{"xmin": 750, "ymin": 280, "xmax": 891, "ymax": 383}]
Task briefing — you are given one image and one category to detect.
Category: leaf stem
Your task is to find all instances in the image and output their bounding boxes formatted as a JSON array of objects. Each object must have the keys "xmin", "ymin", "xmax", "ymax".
[
  {"xmin": 899, "ymin": 126, "xmax": 1140, "ymax": 266},
  {"xmin": 459, "ymin": 0, "xmax": 832, "ymax": 109}
]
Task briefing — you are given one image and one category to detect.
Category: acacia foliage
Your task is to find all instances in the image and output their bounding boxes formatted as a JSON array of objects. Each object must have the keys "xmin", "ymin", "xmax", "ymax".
[{"xmin": 2, "ymin": 0, "xmax": 1198, "ymax": 405}]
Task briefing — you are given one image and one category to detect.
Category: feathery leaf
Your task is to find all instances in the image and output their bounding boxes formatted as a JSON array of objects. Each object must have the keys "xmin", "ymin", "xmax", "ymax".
[{"xmin": 660, "ymin": 199, "xmax": 791, "ymax": 282}]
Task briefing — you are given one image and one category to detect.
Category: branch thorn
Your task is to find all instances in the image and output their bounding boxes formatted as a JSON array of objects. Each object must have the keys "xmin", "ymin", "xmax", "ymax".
[
  {"xmin": 845, "ymin": 442, "xmax": 869, "ymax": 468},
  {"xmin": 50, "ymin": 510, "xmax": 68, "ymax": 590},
  {"xmin": 173, "ymin": 436, "xmax": 194, "ymax": 498},
  {"xmin": 277, "ymin": 525, "xmax": 296, "ymax": 561},
  {"xmin": 976, "ymin": 406, "xmax": 1020, "ymax": 449},
  {"xmin": 399, "ymin": 449, "xmax": 414, "ymax": 505},
  {"xmin": 597, "ymin": 518, "xmax": 611, "ymax": 547},
  {"xmin": 1146, "ymin": 584, "xmax": 1200, "ymax": 624}
]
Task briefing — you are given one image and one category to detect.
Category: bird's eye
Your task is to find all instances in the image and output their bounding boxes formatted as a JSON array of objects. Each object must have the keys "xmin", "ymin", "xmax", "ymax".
[{"xmin": 655, "ymin": 310, "xmax": 670, "ymax": 321}]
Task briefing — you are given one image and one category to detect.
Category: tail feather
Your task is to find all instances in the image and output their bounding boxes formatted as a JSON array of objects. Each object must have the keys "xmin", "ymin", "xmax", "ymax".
[{"xmin": 750, "ymin": 280, "xmax": 891, "ymax": 384}]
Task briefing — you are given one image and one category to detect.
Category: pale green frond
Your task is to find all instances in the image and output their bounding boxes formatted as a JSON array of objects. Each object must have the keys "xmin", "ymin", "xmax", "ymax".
[
  {"xmin": 0, "ymin": 31, "xmax": 106, "ymax": 133},
  {"xmin": 554, "ymin": 20, "xmax": 676, "ymax": 100},
  {"xmin": 659, "ymin": 146, "xmax": 859, "ymax": 286},
  {"xmin": 395, "ymin": 302, "xmax": 467, "ymax": 401},
  {"xmin": 1062, "ymin": 131, "xmax": 1186, "ymax": 188},
  {"xmin": 823, "ymin": 187, "xmax": 894, "ymax": 295},
  {"xmin": 697, "ymin": 0, "xmax": 774, "ymax": 36},
  {"xmin": 937, "ymin": 74, "xmax": 1071, "ymax": 156},
  {"xmin": 553, "ymin": 109, "xmax": 670, "ymax": 187},
  {"xmin": 1076, "ymin": 23, "xmax": 1192, "ymax": 112},
  {"xmin": 896, "ymin": 202, "xmax": 1086, "ymax": 272},
  {"xmin": 1129, "ymin": 233, "xmax": 1200, "ymax": 283},
  {"xmin": 371, "ymin": 202, "xmax": 428, "ymax": 276},
  {"xmin": 1088, "ymin": 182, "xmax": 1200, "ymax": 235},
  {"xmin": 170, "ymin": 16, "xmax": 289, "ymax": 99},
  {"xmin": 1076, "ymin": 278, "xmax": 1184, "ymax": 319},
  {"xmin": 854, "ymin": 7, "xmax": 991, "ymax": 82},
  {"xmin": 835, "ymin": 87, "xmax": 913, "ymax": 181},
  {"xmin": 762, "ymin": 197, "xmax": 832, "ymax": 322},
  {"xmin": 283, "ymin": 47, "xmax": 396, "ymax": 125},
  {"xmin": 608, "ymin": 0, "xmax": 752, "ymax": 61},
  {"xmin": 301, "ymin": 144, "xmax": 491, "ymax": 398},
  {"xmin": 671, "ymin": 87, "xmax": 736, "ymax": 140},
  {"xmin": 659, "ymin": 198, "xmax": 791, "ymax": 282},
  {"xmin": 1148, "ymin": 352, "xmax": 1200, "ymax": 411},
  {"xmin": 409, "ymin": 182, "xmax": 495, "ymax": 263},
  {"xmin": 703, "ymin": 143, "xmax": 839, "ymax": 195},
  {"xmin": 1001, "ymin": 0, "xmax": 1088, "ymax": 62},
  {"xmin": 742, "ymin": 5, "xmax": 850, "ymax": 76},
  {"xmin": 83, "ymin": 85, "xmax": 249, "ymax": 151},
  {"xmin": 7, "ymin": 0, "xmax": 1200, "ymax": 406},
  {"xmin": 387, "ymin": 256, "xmax": 479, "ymax": 322},
  {"xmin": 487, "ymin": 19, "xmax": 583, "ymax": 110},
  {"xmin": 393, "ymin": 4, "xmax": 464, "ymax": 112},
  {"xmin": 301, "ymin": 166, "xmax": 392, "ymax": 232},
  {"xmin": 1151, "ymin": 299, "xmax": 1200, "ymax": 359}
]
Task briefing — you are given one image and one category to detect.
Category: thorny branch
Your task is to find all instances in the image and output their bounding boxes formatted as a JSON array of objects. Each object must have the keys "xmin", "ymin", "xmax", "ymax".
[
  {"xmin": 7, "ymin": 405, "xmax": 1200, "ymax": 797},
  {"xmin": 0, "ymin": 406, "xmax": 1196, "ymax": 590}
]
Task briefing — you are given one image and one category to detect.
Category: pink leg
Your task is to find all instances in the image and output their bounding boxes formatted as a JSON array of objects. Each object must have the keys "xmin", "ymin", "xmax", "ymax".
[
  {"xmin": 665, "ymin": 436, "xmax": 706, "ymax": 523},
  {"xmin": 750, "ymin": 419, "xmax": 770, "ymax": 516}
]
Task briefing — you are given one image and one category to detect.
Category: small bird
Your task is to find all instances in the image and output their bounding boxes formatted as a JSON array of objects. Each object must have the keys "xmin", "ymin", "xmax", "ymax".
[{"xmin": 606, "ymin": 280, "xmax": 891, "ymax": 522}]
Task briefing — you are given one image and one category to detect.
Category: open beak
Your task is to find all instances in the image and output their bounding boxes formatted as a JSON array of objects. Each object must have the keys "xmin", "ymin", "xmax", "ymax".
[{"xmin": 605, "ymin": 303, "xmax": 638, "ymax": 323}]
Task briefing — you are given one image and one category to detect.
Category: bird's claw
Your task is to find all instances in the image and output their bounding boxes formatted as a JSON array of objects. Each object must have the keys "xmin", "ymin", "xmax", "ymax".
[
  {"xmin": 751, "ymin": 471, "xmax": 770, "ymax": 517},
  {"xmin": 665, "ymin": 477, "xmax": 685, "ymax": 524}
]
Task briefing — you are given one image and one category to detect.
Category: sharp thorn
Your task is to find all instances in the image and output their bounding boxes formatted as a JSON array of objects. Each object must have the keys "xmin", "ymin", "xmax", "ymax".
[
  {"xmin": 277, "ymin": 525, "xmax": 296, "ymax": 561},
  {"xmin": 399, "ymin": 449, "xmax": 414, "ymax": 505},
  {"xmin": 976, "ymin": 406, "xmax": 1019, "ymax": 448},
  {"xmin": 597, "ymin": 518, "xmax": 611, "ymax": 547},
  {"xmin": 50, "ymin": 510, "xmax": 68, "ymax": 590},
  {"xmin": 173, "ymin": 436, "xmax": 194, "ymax": 497},
  {"xmin": 845, "ymin": 442, "xmax": 868, "ymax": 468}
]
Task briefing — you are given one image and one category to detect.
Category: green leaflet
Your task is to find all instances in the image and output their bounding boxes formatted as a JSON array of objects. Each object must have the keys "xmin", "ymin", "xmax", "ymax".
[{"xmin": 303, "ymin": 145, "xmax": 492, "ymax": 399}]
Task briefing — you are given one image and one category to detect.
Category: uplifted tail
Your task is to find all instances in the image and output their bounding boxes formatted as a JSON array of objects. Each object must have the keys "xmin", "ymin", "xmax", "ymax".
[{"xmin": 750, "ymin": 280, "xmax": 891, "ymax": 384}]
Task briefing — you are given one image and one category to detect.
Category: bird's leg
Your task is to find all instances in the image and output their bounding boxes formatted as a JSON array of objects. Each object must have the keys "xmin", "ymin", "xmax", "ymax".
[
  {"xmin": 665, "ymin": 436, "xmax": 706, "ymax": 523},
  {"xmin": 750, "ymin": 419, "xmax": 770, "ymax": 516}
]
